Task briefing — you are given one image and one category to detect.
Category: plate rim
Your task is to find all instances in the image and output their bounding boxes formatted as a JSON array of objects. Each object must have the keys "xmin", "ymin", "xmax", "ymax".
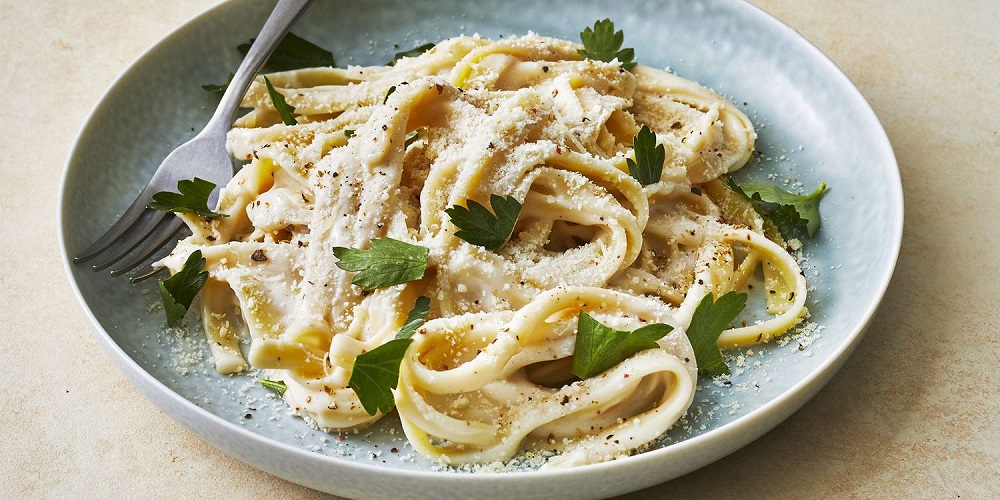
[{"xmin": 58, "ymin": 0, "xmax": 904, "ymax": 489}]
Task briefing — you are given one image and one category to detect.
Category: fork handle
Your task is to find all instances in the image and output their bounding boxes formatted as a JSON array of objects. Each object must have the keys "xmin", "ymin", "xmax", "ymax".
[{"xmin": 206, "ymin": 0, "xmax": 314, "ymax": 135}]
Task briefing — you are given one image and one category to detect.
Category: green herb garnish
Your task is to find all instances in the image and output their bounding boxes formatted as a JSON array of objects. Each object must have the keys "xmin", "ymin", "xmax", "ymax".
[
  {"xmin": 259, "ymin": 378, "xmax": 287, "ymax": 397},
  {"xmin": 627, "ymin": 125, "xmax": 664, "ymax": 185},
  {"xmin": 384, "ymin": 85, "xmax": 396, "ymax": 104},
  {"xmin": 404, "ymin": 130, "xmax": 420, "ymax": 146},
  {"xmin": 202, "ymin": 72, "xmax": 233, "ymax": 93},
  {"xmin": 349, "ymin": 297, "xmax": 432, "ymax": 415},
  {"xmin": 348, "ymin": 339, "xmax": 410, "ymax": 415},
  {"xmin": 238, "ymin": 32, "xmax": 334, "ymax": 73},
  {"xmin": 263, "ymin": 75, "xmax": 297, "ymax": 126},
  {"xmin": 571, "ymin": 312, "xmax": 673, "ymax": 379},
  {"xmin": 396, "ymin": 296, "xmax": 431, "ymax": 340},
  {"xmin": 332, "ymin": 238, "xmax": 429, "ymax": 291},
  {"xmin": 725, "ymin": 176, "xmax": 828, "ymax": 238},
  {"xmin": 148, "ymin": 178, "xmax": 227, "ymax": 218},
  {"xmin": 578, "ymin": 19, "xmax": 636, "ymax": 70},
  {"xmin": 685, "ymin": 291, "xmax": 748, "ymax": 376},
  {"xmin": 344, "ymin": 129, "xmax": 415, "ymax": 143},
  {"xmin": 445, "ymin": 195, "xmax": 522, "ymax": 250},
  {"xmin": 388, "ymin": 43, "xmax": 434, "ymax": 66},
  {"xmin": 157, "ymin": 250, "xmax": 208, "ymax": 325}
]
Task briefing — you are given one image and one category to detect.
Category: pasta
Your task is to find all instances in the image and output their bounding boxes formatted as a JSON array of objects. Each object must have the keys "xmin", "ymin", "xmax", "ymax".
[{"xmin": 156, "ymin": 33, "xmax": 807, "ymax": 468}]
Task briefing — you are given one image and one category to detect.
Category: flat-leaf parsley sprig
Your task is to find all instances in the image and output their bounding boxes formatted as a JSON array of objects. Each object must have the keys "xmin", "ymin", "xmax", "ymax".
[
  {"xmin": 394, "ymin": 296, "xmax": 431, "ymax": 340},
  {"xmin": 238, "ymin": 32, "xmax": 335, "ymax": 73},
  {"xmin": 445, "ymin": 195, "xmax": 522, "ymax": 250},
  {"xmin": 204, "ymin": 32, "xmax": 334, "ymax": 92},
  {"xmin": 388, "ymin": 43, "xmax": 435, "ymax": 66},
  {"xmin": 578, "ymin": 19, "xmax": 636, "ymax": 70},
  {"xmin": 349, "ymin": 297, "xmax": 431, "ymax": 415},
  {"xmin": 157, "ymin": 250, "xmax": 209, "ymax": 325},
  {"xmin": 148, "ymin": 177, "xmax": 227, "ymax": 219},
  {"xmin": 571, "ymin": 312, "xmax": 673, "ymax": 379},
  {"xmin": 259, "ymin": 378, "xmax": 287, "ymax": 397},
  {"xmin": 202, "ymin": 73, "xmax": 233, "ymax": 93},
  {"xmin": 684, "ymin": 291, "xmax": 748, "ymax": 376},
  {"xmin": 724, "ymin": 176, "xmax": 828, "ymax": 238},
  {"xmin": 332, "ymin": 238, "xmax": 429, "ymax": 291},
  {"xmin": 263, "ymin": 75, "xmax": 297, "ymax": 126},
  {"xmin": 627, "ymin": 125, "xmax": 665, "ymax": 185}
]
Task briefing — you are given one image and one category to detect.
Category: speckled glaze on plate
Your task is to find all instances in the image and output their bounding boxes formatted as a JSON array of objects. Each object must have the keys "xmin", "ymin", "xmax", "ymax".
[{"xmin": 58, "ymin": 1, "xmax": 902, "ymax": 498}]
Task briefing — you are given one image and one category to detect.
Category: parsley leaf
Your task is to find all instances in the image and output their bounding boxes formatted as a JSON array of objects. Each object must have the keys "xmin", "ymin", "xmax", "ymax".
[
  {"xmin": 202, "ymin": 72, "xmax": 233, "ymax": 93},
  {"xmin": 578, "ymin": 19, "xmax": 636, "ymax": 70},
  {"xmin": 349, "ymin": 338, "xmax": 411, "ymax": 415},
  {"xmin": 157, "ymin": 250, "xmax": 208, "ymax": 325},
  {"xmin": 725, "ymin": 176, "xmax": 828, "ymax": 238},
  {"xmin": 148, "ymin": 178, "xmax": 227, "ymax": 218},
  {"xmin": 344, "ymin": 128, "xmax": 415, "ymax": 142},
  {"xmin": 405, "ymin": 130, "xmax": 420, "ymax": 147},
  {"xmin": 388, "ymin": 43, "xmax": 434, "ymax": 66},
  {"xmin": 571, "ymin": 312, "xmax": 673, "ymax": 379},
  {"xmin": 384, "ymin": 85, "xmax": 396, "ymax": 104},
  {"xmin": 263, "ymin": 75, "xmax": 297, "ymax": 126},
  {"xmin": 259, "ymin": 378, "xmax": 287, "ymax": 397},
  {"xmin": 396, "ymin": 296, "xmax": 431, "ymax": 340},
  {"xmin": 627, "ymin": 125, "xmax": 665, "ymax": 185},
  {"xmin": 444, "ymin": 195, "xmax": 522, "ymax": 250},
  {"xmin": 332, "ymin": 238, "xmax": 429, "ymax": 291},
  {"xmin": 685, "ymin": 291, "xmax": 747, "ymax": 376},
  {"xmin": 238, "ymin": 32, "xmax": 334, "ymax": 73},
  {"xmin": 349, "ymin": 297, "xmax": 429, "ymax": 415}
]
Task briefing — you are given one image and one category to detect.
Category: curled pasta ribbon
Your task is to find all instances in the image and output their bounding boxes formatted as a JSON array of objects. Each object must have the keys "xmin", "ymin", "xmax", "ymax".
[
  {"xmin": 669, "ymin": 223, "xmax": 807, "ymax": 346},
  {"xmin": 713, "ymin": 228, "xmax": 807, "ymax": 347},
  {"xmin": 395, "ymin": 286, "xmax": 696, "ymax": 466},
  {"xmin": 280, "ymin": 371, "xmax": 378, "ymax": 430},
  {"xmin": 630, "ymin": 65, "xmax": 756, "ymax": 183}
]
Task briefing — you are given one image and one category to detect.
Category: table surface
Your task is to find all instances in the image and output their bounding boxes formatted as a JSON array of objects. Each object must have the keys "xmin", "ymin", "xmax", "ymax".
[{"xmin": 2, "ymin": 0, "xmax": 998, "ymax": 498}]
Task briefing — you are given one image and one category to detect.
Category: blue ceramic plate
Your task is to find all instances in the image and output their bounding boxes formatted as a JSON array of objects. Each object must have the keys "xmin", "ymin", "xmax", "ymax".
[{"xmin": 59, "ymin": 1, "xmax": 902, "ymax": 498}]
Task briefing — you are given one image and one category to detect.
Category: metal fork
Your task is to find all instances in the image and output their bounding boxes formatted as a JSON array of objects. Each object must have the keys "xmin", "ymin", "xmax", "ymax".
[{"xmin": 74, "ymin": 0, "xmax": 313, "ymax": 280}]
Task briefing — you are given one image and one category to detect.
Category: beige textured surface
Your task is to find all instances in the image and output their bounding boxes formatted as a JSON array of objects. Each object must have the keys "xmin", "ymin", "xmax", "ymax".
[{"xmin": 1, "ymin": 0, "xmax": 997, "ymax": 497}]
